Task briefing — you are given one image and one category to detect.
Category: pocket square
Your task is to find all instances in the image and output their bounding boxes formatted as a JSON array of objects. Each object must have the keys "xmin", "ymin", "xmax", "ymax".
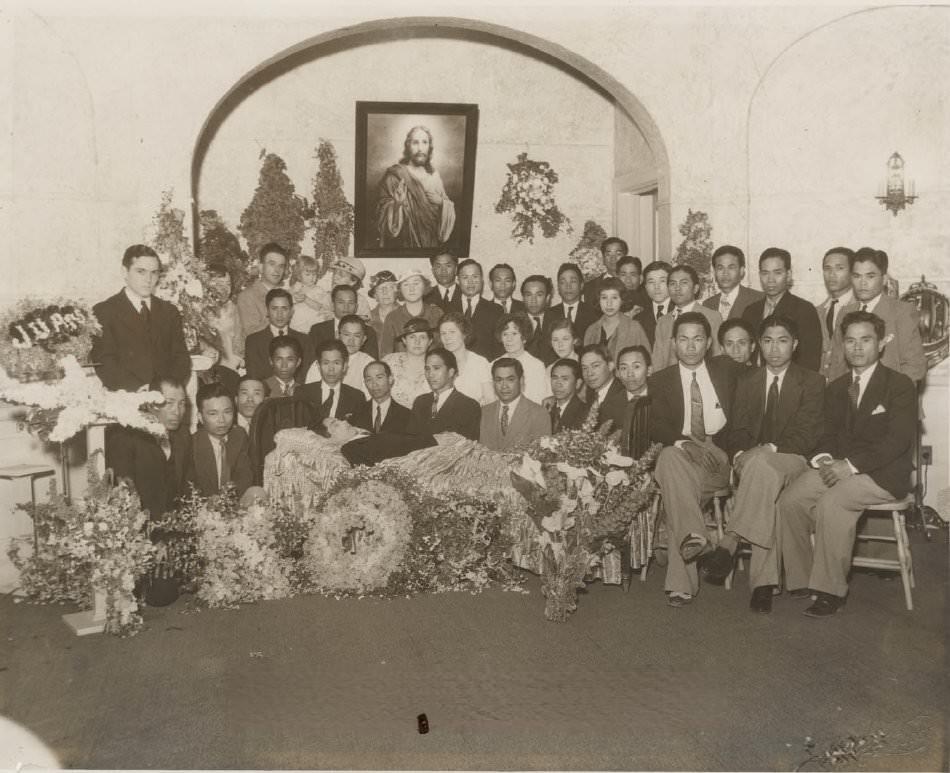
[{"xmin": 871, "ymin": 404, "xmax": 887, "ymax": 415}]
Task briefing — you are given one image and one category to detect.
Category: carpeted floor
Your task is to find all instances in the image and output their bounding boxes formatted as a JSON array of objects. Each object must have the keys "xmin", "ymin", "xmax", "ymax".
[{"xmin": 1, "ymin": 534, "xmax": 946, "ymax": 771}]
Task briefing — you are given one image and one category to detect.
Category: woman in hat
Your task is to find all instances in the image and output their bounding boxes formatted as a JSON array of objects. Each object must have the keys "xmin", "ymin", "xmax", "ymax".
[
  {"xmin": 330, "ymin": 257, "xmax": 372, "ymax": 319},
  {"xmin": 368, "ymin": 270, "xmax": 399, "ymax": 340},
  {"xmin": 383, "ymin": 317, "xmax": 435, "ymax": 408},
  {"xmin": 438, "ymin": 311, "xmax": 493, "ymax": 405},
  {"xmin": 379, "ymin": 270, "xmax": 444, "ymax": 356},
  {"xmin": 492, "ymin": 313, "xmax": 548, "ymax": 404}
]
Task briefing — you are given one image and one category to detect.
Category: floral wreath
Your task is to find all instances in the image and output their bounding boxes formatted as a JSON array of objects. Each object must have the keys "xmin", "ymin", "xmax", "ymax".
[{"xmin": 495, "ymin": 152, "xmax": 572, "ymax": 243}]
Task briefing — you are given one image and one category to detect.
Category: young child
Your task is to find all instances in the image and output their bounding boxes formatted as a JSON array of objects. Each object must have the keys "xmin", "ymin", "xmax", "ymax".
[
  {"xmin": 190, "ymin": 382, "xmax": 253, "ymax": 497},
  {"xmin": 265, "ymin": 335, "xmax": 303, "ymax": 397},
  {"xmin": 305, "ymin": 314, "xmax": 374, "ymax": 398},
  {"xmin": 290, "ymin": 255, "xmax": 333, "ymax": 331}
]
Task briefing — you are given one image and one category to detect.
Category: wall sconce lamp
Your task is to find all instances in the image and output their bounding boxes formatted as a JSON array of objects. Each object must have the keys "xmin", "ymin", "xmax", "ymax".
[{"xmin": 875, "ymin": 151, "xmax": 917, "ymax": 216}]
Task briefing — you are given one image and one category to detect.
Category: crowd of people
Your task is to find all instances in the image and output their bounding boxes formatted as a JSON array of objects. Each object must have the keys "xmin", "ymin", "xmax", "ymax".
[{"xmin": 88, "ymin": 237, "xmax": 926, "ymax": 617}]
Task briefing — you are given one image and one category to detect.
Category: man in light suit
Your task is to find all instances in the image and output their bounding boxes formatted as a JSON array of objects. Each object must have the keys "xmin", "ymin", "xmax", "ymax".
[
  {"xmin": 480, "ymin": 358, "xmax": 551, "ymax": 452},
  {"xmin": 352, "ymin": 360, "xmax": 412, "ymax": 435},
  {"xmin": 700, "ymin": 315, "xmax": 825, "ymax": 613},
  {"xmin": 647, "ymin": 312, "xmax": 738, "ymax": 607},
  {"xmin": 778, "ymin": 310, "xmax": 918, "ymax": 617},
  {"xmin": 189, "ymin": 382, "xmax": 253, "ymax": 498},
  {"xmin": 703, "ymin": 245, "xmax": 764, "ymax": 321},
  {"xmin": 741, "ymin": 247, "xmax": 823, "ymax": 372},
  {"xmin": 634, "ymin": 260, "xmax": 673, "ymax": 348},
  {"xmin": 243, "ymin": 288, "xmax": 313, "ymax": 382},
  {"xmin": 91, "ymin": 244, "xmax": 191, "ymax": 391},
  {"xmin": 448, "ymin": 259, "xmax": 503, "ymax": 360},
  {"xmin": 652, "ymin": 264, "xmax": 722, "ymax": 371},
  {"xmin": 815, "ymin": 247, "xmax": 855, "ymax": 381},
  {"xmin": 827, "ymin": 247, "xmax": 926, "ymax": 383},
  {"xmin": 236, "ymin": 242, "xmax": 288, "ymax": 337}
]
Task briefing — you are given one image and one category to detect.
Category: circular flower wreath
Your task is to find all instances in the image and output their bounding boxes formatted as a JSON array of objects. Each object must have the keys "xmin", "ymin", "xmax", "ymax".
[
  {"xmin": 0, "ymin": 298, "xmax": 100, "ymax": 382},
  {"xmin": 495, "ymin": 152, "xmax": 572, "ymax": 244}
]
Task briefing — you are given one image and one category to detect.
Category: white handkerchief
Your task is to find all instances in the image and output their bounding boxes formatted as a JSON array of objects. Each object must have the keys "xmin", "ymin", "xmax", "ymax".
[{"xmin": 871, "ymin": 404, "xmax": 887, "ymax": 415}]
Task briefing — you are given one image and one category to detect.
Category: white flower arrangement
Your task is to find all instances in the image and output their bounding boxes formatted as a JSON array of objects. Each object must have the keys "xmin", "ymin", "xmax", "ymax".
[{"xmin": 495, "ymin": 152, "xmax": 572, "ymax": 243}]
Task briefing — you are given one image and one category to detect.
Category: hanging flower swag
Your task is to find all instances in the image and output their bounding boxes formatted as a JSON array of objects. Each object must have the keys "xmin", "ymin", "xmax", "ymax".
[{"xmin": 495, "ymin": 152, "xmax": 572, "ymax": 243}]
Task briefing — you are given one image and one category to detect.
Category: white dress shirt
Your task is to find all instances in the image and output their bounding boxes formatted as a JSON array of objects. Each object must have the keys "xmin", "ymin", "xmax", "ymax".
[
  {"xmin": 124, "ymin": 287, "xmax": 151, "ymax": 311},
  {"xmin": 432, "ymin": 386, "xmax": 455, "ymax": 414},
  {"xmin": 859, "ymin": 293, "xmax": 882, "ymax": 314},
  {"xmin": 320, "ymin": 381, "xmax": 342, "ymax": 417},
  {"xmin": 677, "ymin": 362, "xmax": 727, "ymax": 438},
  {"xmin": 371, "ymin": 397, "xmax": 392, "ymax": 429},
  {"xmin": 498, "ymin": 395, "xmax": 521, "ymax": 430}
]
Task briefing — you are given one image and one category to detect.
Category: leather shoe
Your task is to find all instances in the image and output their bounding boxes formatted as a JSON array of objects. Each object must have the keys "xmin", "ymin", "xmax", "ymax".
[
  {"xmin": 698, "ymin": 546, "xmax": 734, "ymax": 585},
  {"xmin": 803, "ymin": 592, "xmax": 843, "ymax": 618},
  {"xmin": 787, "ymin": 588, "xmax": 811, "ymax": 599},
  {"xmin": 750, "ymin": 585, "xmax": 774, "ymax": 614}
]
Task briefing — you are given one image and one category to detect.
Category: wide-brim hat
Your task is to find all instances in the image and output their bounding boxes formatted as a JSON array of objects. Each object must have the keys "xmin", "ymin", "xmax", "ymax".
[
  {"xmin": 399, "ymin": 316, "xmax": 434, "ymax": 339},
  {"xmin": 331, "ymin": 257, "xmax": 366, "ymax": 282},
  {"xmin": 396, "ymin": 269, "xmax": 431, "ymax": 287},
  {"xmin": 368, "ymin": 270, "xmax": 398, "ymax": 299}
]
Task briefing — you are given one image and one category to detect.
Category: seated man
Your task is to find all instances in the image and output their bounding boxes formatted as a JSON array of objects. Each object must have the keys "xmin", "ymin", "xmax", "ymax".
[
  {"xmin": 243, "ymin": 288, "xmax": 313, "ymax": 382},
  {"xmin": 189, "ymin": 382, "xmax": 253, "ymax": 498},
  {"xmin": 264, "ymin": 335, "xmax": 303, "ymax": 398},
  {"xmin": 578, "ymin": 344, "xmax": 628, "ymax": 432},
  {"xmin": 235, "ymin": 376, "xmax": 267, "ymax": 432},
  {"xmin": 777, "ymin": 310, "xmax": 917, "ymax": 617},
  {"xmin": 699, "ymin": 315, "xmax": 825, "ymax": 613},
  {"xmin": 352, "ymin": 360, "xmax": 412, "ymax": 435},
  {"xmin": 616, "ymin": 345, "xmax": 652, "ymax": 455},
  {"xmin": 105, "ymin": 376, "xmax": 191, "ymax": 521},
  {"xmin": 305, "ymin": 314, "xmax": 374, "ymax": 398},
  {"xmin": 647, "ymin": 312, "xmax": 738, "ymax": 607},
  {"xmin": 548, "ymin": 358, "xmax": 587, "ymax": 432},
  {"xmin": 480, "ymin": 358, "xmax": 551, "ymax": 452},
  {"xmin": 297, "ymin": 340, "xmax": 364, "ymax": 424},
  {"xmin": 718, "ymin": 318, "xmax": 758, "ymax": 368}
]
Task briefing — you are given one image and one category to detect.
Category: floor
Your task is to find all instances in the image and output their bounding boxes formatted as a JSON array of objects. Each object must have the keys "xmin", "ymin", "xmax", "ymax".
[{"xmin": 1, "ymin": 534, "xmax": 946, "ymax": 771}]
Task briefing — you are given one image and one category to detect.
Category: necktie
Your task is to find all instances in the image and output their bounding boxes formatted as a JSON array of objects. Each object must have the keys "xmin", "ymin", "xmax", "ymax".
[
  {"xmin": 373, "ymin": 404, "xmax": 381, "ymax": 433},
  {"xmin": 825, "ymin": 299, "xmax": 838, "ymax": 338},
  {"xmin": 689, "ymin": 372, "xmax": 706, "ymax": 441},
  {"xmin": 465, "ymin": 298, "xmax": 473, "ymax": 320},
  {"xmin": 218, "ymin": 437, "xmax": 230, "ymax": 488},
  {"xmin": 760, "ymin": 375, "xmax": 779, "ymax": 444},
  {"xmin": 860, "ymin": 303, "xmax": 868, "ymax": 312},
  {"xmin": 431, "ymin": 392, "xmax": 440, "ymax": 418},
  {"xmin": 501, "ymin": 404, "xmax": 510, "ymax": 436},
  {"xmin": 656, "ymin": 304, "xmax": 664, "ymax": 318},
  {"xmin": 322, "ymin": 387, "xmax": 334, "ymax": 416},
  {"xmin": 847, "ymin": 374, "xmax": 860, "ymax": 413},
  {"xmin": 443, "ymin": 288, "xmax": 450, "ymax": 303},
  {"xmin": 720, "ymin": 298, "xmax": 731, "ymax": 319},
  {"xmin": 551, "ymin": 403, "xmax": 561, "ymax": 433},
  {"xmin": 566, "ymin": 306, "xmax": 574, "ymax": 324},
  {"xmin": 672, "ymin": 307, "xmax": 680, "ymax": 319},
  {"xmin": 532, "ymin": 316, "xmax": 541, "ymax": 333},
  {"xmin": 140, "ymin": 300, "xmax": 151, "ymax": 328}
]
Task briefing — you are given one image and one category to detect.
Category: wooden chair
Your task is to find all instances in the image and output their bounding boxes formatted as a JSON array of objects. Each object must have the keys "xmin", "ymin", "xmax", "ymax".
[{"xmin": 852, "ymin": 495, "xmax": 916, "ymax": 611}]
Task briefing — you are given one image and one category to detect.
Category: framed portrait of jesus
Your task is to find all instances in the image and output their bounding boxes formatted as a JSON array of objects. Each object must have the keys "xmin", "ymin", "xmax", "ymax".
[{"xmin": 354, "ymin": 101, "xmax": 479, "ymax": 259}]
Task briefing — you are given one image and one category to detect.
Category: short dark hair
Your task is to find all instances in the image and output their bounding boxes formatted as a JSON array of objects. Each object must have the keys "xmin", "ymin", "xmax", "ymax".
[
  {"xmin": 269, "ymin": 334, "xmax": 302, "ymax": 359},
  {"xmin": 237, "ymin": 375, "xmax": 268, "ymax": 397},
  {"xmin": 759, "ymin": 247, "xmax": 791, "ymax": 270},
  {"xmin": 617, "ymin": 255, "xmax": 643, "ymax": 273},
  {"xmin": 556, "ymin": 262, "xmax": 584, "ymax": 283},
  {"xmin": 598, "ymin": 277, "xmax": 626, "ymax": 297},
  {"xmin": 196, "ymin": 381, "xmax": 235, "ymax": 412},
  {"xmin": 331, "ymin": 283, "xmax": 357, "ymax": 302},
  {"xmin": 495, "ymin": 313, "xmax": 533, "ymax": 343},
  {"xmin": 823, "ymin": 247, "xmax": 855, "ymax": 270},
  {"xmin": 148, "ymin": 375, "xmax": 186, "ymax": 394},
  {"xmin": 853, "ymin": 246, "xmax": 888, "ymax": 274},
  {"xmin": 669, "ymin": 264, "xmax": 701, "ymax": 288},
  {"xmin": 426, "ymin": 346, "xmax": 457, "ymax": 372},
  {"xmin": 673, "ymin": 310, "xmax": 711, "ymax": 339},
  {"xmin": 492, "ymin": 357, "xmax": 524, "ymax": 379},
  {"xmin": 488, "ymin": 263, "xmax": 516, "ymax": 282},
  {"xmin": 338, "ymin": 314, "xmax": 366, "ymax": 335},
  {"xmin": 548, "ymin": 317, "xmax": 579, "ymax": 346},
  {"xmin": 364, "ymin": 359, "xmax": 392, "ymax": 378},
  {"xmin": 551, "ymin": 358, "xmax": 582, "ymax": 380},
  {"xmin": 759, "ymin": 314, "xmax": 799, "ymax": 341},
  {"xmin": 840, "ymin": 309, "xmax": 886, "ymax": 341},
  {"xmin": 601, "ymin": 237, "xmax": 628, "ymax": 255},
  {"xmin": 429, "ymin": 251, "xmax": 458, "ymax": 267},
  {"xmin": 265, "ymin": 288, "xmax": 293, "ymax": 308},
  {"xmin": 521, "ymin": 274, "xmax": 553, "ymax": 298},
  {"xmin": 642, "ymin": 260, "xmax": 674, "ymax": 282},
  {"xmin": 315, "ymin": 338, "xmax": 348, "ymax": 362},
  {"xmin": 457, "ymin": 258, "xmax": 482, "ymax": 276},
  {"xmin": 712, "ymin": 245, "xmax": 746, "ymax": 269},
  {"xmin": 259, "ymin": 242, "xmax": 288, "ymax": 262},
  {"xmin": 122, "ymin": 244, "xmax": 159, "ymax": 268},
  {"xmin": 578, "ymin": 343, "xmax": 612, "ymax": 364},
  {"xmin": 206, "ymin": 261, "xmax": 231, "ymax": 278},
  {"xmin": 617, "ymin": 344, "xmax": 652, "ymax": 367},
  {"xmin": 717, "ymin": 317, "xmax": 756, "ymax": 346},
  {"xmin": 439, "ymin": 310, "xmax": 473, "ymax": 342}
]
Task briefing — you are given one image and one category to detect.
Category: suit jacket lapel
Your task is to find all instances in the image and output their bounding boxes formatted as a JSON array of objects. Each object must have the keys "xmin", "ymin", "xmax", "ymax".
[
  {"xmin": 194, "ymin": 429, "xmax": 217, "ymax": 492},
  {"xmin": 774, "ymin": 365, "xmax": 801, "ymax": 438},
  {"xmin": 857, "ymin": 365, "xmax": 887, "ymax": 423}
]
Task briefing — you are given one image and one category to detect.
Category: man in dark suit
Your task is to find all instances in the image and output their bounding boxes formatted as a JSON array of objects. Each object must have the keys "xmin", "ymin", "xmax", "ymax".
[
  {"xmin": 703, "ymin": 245, "xmax": 764, "ymax": 321},
  {"xmin": 778, "ymin": 310, "xmax": 917, "ymax": 617},
  {"xmin": 741, "ymin": 248, "xmax": 823, "ymax": 372},
  {"xmin": 489, "ymin": 263, "xmax": 526, "ymax": 315},
  {"xmin": 522, "ymin": 275, "xmax": 557, "ymax": 364},
  {"xmin": 407, "ymin": 348, "xmax": 481, "ymax": 440},
  {"xmin": 423, "ymin": 251, "xmax": 461, "ymax": 310},
  {"xmin": 578, "ymin": 344, "xmax": 628, "ymax": 432},
  {"xmin": 243, "ymin": 288, "xmax": 313, "ymax": 382},
  {"xmin": 105, "ymin": 377, "xmax": 191, "ymax": 521},
  {"xmin": 480, "ymin": 358, "xmax": 551, "ymax": 452},
  {"xmin": 352, "ymin": 360, "xmax": 412, "ymax": 434},
  {"xmin": 296, "ymin": 340, "xmax": 364, "ymax": 425},
  {"xmin": 617, "ymin": 256, "xmax": 651, "ymax": 316},
  {"xmin": 582, "ymin": 236, "xmax": 627, "ymax": 307},
  {"xmin": 449, "ymin": 259, "xmax": 503, "ymax": 360},
  {"xmin": 699, "ymin": 315, "xmax": 825, "ymax": 613},
  {"xmin": 548, "ymin": 358, "xmax": 587, "ymax": 432},
  {"xmin": 647, "ymin": 312, "xmax": 738, "ymax": 607},
  {"xmin": 91, "ymin": 244, "xmax": 191, "ymax": 391},
  {"xmin": 547, "ymin": 263, "xmax": 599, "ymax": 341},
  {"xmin": 309, "ymin": 285, "xmax": 379, "ymax": 359},
  {"xmin": 616, "ymin": 345, "xmax": 653, "ymax": 455},
  {"xmin": 189, "ymin": 382, "xmax": 253, "ymax": 498},
  {"xmin": 634, "ymin": 260, "xmax": 673, "ymax": 348}
]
